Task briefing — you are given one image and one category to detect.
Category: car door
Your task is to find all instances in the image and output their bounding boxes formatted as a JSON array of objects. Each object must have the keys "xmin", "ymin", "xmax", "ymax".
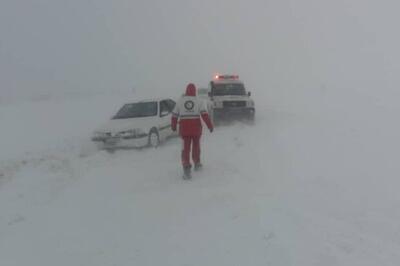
[
  {"xmin": 166, "ymin": 99, "xmax": 177, "ymax": 136},
  {"xmin": 159, "ymin": 99, "xmax": 174, "ymax": 140}
]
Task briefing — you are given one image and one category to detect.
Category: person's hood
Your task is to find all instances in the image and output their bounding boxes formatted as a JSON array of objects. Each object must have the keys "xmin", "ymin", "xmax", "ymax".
[{"xmin": 185, "ymin": 83, "xmax": 196, "ymax": 96}]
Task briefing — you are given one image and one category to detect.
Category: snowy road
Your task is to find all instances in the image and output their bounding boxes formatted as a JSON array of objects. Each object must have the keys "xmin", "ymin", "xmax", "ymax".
[{"xmin": 1, "ymin": 92, "xmax": 400, "ymax": 266}]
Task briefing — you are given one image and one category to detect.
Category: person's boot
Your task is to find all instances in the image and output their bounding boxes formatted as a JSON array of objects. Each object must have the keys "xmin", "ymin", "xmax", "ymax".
[
  {"xmin": 194, "ymin": 162, "xmax": 203, "ymax": 171},
  {"xmin": 183, "ymin": 165, "xmax": 192, "ymax": 180}
]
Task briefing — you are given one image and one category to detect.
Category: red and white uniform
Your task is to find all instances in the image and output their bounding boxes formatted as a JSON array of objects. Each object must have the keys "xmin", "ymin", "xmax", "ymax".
[{"xmin": 171, "ymin": 83, "xmax": 213, "ymax": 167}]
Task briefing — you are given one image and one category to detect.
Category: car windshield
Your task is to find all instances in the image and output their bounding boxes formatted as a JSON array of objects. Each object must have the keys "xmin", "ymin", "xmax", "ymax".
[
  {"xmin": 213, "ymin": 83, "xmax": 246, "ymax": 96},
  {"xmin": 113, "ymin": 102, "xmax": 158, "ymax": 119}
]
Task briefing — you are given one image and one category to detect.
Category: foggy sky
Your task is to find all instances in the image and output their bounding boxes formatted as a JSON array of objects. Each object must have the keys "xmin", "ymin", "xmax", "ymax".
[{"xmin": 1, "ymin": 0, "xmax": 400, "ymax": 104}]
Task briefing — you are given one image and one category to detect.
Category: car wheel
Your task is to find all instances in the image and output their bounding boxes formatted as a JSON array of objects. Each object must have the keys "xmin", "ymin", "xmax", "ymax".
[{"xmin": 148, "ymin": 129, "xmax": 160, "ymax": 148}]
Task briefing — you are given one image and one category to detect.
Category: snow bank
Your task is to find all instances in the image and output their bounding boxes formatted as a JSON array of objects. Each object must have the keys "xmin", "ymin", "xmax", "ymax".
[{"xmin": 1, "ymin": 89, "xmax": 399, "ymax": 265}]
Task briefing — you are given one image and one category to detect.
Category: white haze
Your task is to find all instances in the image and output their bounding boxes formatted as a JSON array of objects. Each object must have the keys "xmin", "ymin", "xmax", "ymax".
[
  {"xmin": 2, "ymin": 0, "xmax": 399, "ymax": 106},
  {"xmin": 1, "ymin": 1, "xmax": 400, "ymax": 265}
]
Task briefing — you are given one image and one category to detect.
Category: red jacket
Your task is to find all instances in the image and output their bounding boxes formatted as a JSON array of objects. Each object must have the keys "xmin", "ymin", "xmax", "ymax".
[{"xmin": 171, "ymin": 83, "xmax": 213, "ymax": 137}]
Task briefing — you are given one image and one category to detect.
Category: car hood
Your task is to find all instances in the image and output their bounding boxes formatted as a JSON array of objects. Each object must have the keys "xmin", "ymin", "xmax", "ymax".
[{"xmin": 95, "ymin": 117, "xmax": 157, "ymax": 135}]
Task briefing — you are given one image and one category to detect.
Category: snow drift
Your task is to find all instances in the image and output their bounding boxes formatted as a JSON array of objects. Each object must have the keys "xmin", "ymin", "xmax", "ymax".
[{"xmin": 1, "ymin": 87, "xmax": 399, "ymax": 266}]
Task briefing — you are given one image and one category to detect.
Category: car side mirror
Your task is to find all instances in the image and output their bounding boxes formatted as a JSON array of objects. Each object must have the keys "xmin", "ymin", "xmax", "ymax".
[
  {"xmin": 247, "ymin": 91, "xmax": 251, "ymax": 97},
  {"xmin": 160, "ymin": 110, "xmax": 170, "ymax": 117}
]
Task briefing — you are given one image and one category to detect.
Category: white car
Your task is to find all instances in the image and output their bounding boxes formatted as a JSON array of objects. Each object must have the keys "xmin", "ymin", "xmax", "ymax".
[{"xmin": 91, "ymin": 98, "xmax": 176, "ymax": 150}]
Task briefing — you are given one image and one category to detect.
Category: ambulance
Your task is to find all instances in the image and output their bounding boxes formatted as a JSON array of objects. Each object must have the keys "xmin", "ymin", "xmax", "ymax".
[{"xmin": 208, "ymin": 75, "xmax": 255, "ymax": 123}]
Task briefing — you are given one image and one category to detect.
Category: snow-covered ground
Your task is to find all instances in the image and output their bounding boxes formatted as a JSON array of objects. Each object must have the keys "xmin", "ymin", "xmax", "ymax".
[{"xmin": 1, "ymin": 89, "xmax": 400, "ymax": 266}]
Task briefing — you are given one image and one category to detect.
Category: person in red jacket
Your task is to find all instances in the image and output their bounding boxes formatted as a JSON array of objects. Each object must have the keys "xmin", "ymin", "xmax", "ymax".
[{"xmin": 171, "ymin": 83, "xmax": 214, "ymax": 179}]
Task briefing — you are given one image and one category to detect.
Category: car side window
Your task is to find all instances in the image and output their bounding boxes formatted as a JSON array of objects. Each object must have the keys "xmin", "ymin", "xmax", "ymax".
[
  {"xmin": 160, "ymin": 100, "xmax": 170, "ymax": 117},
  {"xmin": 166, "ymin": 99, "xmax": 176, "ymax": 112}
]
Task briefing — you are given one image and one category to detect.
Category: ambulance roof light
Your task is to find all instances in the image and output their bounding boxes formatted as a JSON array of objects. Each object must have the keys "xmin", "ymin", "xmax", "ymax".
[{"xmin": 214, "ymin": 74, "xmax": 239, "ymax": 80}]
